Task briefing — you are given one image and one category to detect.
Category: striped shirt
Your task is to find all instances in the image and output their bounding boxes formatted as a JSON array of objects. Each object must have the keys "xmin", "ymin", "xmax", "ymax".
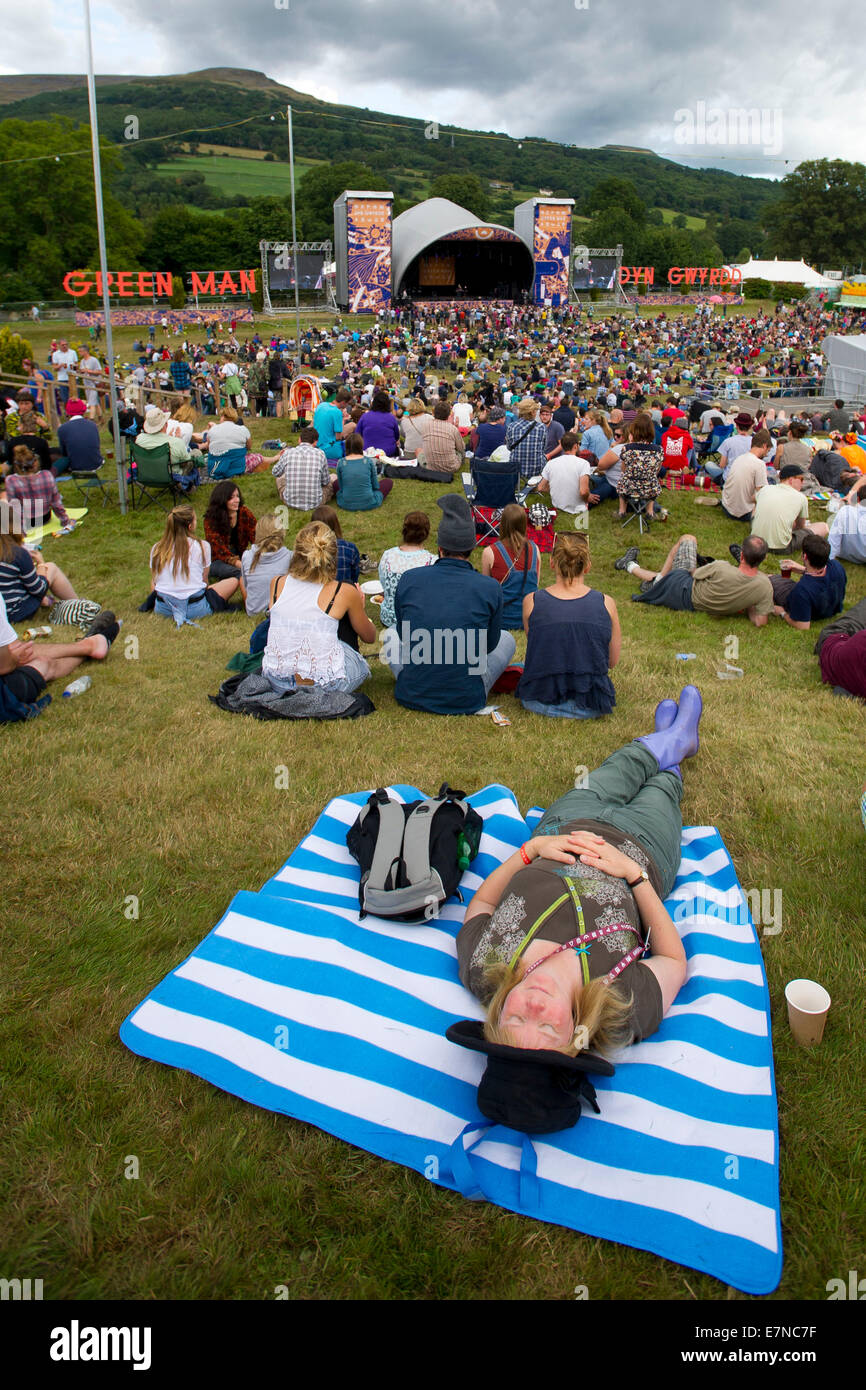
[{"xmin": 0, "ymin": 544, "xmax": 48, "ymax": 621}]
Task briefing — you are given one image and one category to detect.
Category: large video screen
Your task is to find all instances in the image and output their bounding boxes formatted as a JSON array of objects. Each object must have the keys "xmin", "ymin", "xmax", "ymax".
[
  {"xmin": 267, "ymin": 250, "xmax": 326, "ymax": 293},
  {"xmin": 573, "ymin": 256, "xmax": 618, "ymax": 291}
]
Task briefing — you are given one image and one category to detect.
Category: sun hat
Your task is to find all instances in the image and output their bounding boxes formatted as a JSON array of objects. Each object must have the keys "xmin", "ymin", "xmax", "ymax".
[
  {"xmin": 143, "ymin": 408, "xmax": 171, "ymax": 433},
  {"xmin": 734, "ymin": 412, "xmax": 754, "ymax": 429},
  {"xmin": 446, "ymin": 1019, "xmax": 615, "ymax": 1134}
]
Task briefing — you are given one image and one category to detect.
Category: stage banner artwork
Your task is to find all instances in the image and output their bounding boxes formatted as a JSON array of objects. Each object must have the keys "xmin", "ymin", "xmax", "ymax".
[
  {"xmin": 419, "ymin": 253, "xmax": 456, "ymax": 287},
  {"xmin": 839, "ymin": 281, "xmax": 866, "ymax": 309},
  {"xmin": 513, "ymin": 198, "xmax": 574, "ymax": 307},
  {"xmin": 334, "ymin": 191, "xmax": 394, "ymax": 313}
]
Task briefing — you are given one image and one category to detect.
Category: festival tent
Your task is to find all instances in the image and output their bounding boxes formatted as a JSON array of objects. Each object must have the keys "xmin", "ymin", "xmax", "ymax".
[
  {"xmin": 822, "ymin": 334, "xmax": 866, "ymax": 403},
  {"xmin": 734, "ymin": 256, "xmax": 839, "ymax": 290}
]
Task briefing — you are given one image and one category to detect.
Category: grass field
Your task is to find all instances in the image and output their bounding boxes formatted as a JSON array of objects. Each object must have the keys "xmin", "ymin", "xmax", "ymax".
[
  {"xmin": 659, "ymin": 208, "xmax": 707, "ymax": 231},
  {"xmin": 155, "ymin": 154, "xmax": 321, "ymax": 198},
  {"xmin": 2, "ymin": 318, "xmax": 864, "ymax": 1302}
]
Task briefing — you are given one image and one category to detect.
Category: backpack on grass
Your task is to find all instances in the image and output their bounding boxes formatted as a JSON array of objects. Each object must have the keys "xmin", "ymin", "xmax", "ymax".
[{"xmin": 347, "ymin": 784, "xmax": 483, "ymax": 922}]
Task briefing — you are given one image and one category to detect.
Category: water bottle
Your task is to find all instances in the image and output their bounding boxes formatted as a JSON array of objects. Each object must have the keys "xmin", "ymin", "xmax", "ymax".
[{"xmin": 62, "ymin": 675, "xmax": 92, "ymax": 698}]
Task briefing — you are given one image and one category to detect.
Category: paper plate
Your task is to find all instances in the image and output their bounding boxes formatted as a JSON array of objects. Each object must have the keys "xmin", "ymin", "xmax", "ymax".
[{"xmin": 360, "ymin": 580, "xmax": 384, "ymax": 596}]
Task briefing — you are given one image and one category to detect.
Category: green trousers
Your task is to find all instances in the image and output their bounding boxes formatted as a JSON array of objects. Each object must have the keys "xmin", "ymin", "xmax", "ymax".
[{"xmin": 536, "ymin": 743, "xmax": 683, "ymax": 899}]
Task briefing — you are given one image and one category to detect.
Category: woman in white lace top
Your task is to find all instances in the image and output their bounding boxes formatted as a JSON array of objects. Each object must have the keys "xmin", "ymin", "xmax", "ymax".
[{"xmin": 262, "ymin": 522, "xmax": 376, "ymax": 695}]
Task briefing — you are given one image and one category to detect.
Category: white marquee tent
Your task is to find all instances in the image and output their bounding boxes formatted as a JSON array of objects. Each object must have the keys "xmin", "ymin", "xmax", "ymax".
[
  {"xmin": 822, "ymin": 334, "xmax": 866, "ymax": 404},
  {"xmin": 734, "ymin": 256, "xmax": 839, "ymax": 289}
]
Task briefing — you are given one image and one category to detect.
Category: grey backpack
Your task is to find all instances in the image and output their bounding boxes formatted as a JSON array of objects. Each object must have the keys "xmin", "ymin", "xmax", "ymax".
[{"xmin": 347, "ymin": 785, "xmax": 483, "ymax": 922}]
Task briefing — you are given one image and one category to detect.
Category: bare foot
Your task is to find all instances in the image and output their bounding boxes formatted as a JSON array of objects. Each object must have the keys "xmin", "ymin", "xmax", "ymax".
[{"xmin": 79, "ymin": 634, "xmax": 109, "ymax": 660}]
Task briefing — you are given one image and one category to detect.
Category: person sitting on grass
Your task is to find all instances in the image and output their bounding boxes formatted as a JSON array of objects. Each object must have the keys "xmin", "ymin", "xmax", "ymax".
[
  {"xmin": 204, "ymin": 405, "xmax": 271, "ymax": 475},
  {"xmin": 241, "ymin": 514, "xmax": 292, "ymax": 616},
  {"xmin": 335, "ymin": 432, "xmax": 393, "ymax": 510},
  {"xmin": 746, "ymin": 464, "xmax": 828, "ymax": 554},
  {"xmin": 150, "ymin": 504, "xmax": 240, "ymax": 626},
  {"xmin": 829, "ymin": 473, "xmax": 866, "ymax": 565},
  {"xmin": 3, "ymin": 445, "xmax": 71, "ymax": 531},
  {"xmin": 0, "ymin": 501, "xmax": 96, "ymax": 625},
  {"xmin": 378, "ymin": 511, "xmax": 436, "ymax": 630},
  {"xmin": 480, "ymin": 503, "xmax": 541, "ymax": 630},
  {"xmin": 768, "ymin": 534, "xmax": 847, "ymax": 632},
  {"xmin": 518, "ymin": 532, "xmax": 620, "ymax": 721},
  {"xmin": 310, "ymin": 504, "xmax": 362, "ymax": 586},
  {"xmin": 618, "ymin": 534, "xmax": 774, "ymax": 627},
  {"xmin": 537, "ymin": 432, "xmax": 596, "ymax": 513},
  {"xmin": 204, "ymin": 480, "xmax": 257, "ymax": 583},
  {"xmin": 3, "ymin": 391, "xmax": 53, "ymax": 472},
  {"xmin": 357, "ymin": 390, "xmax": 401, "ymax": 458},
  {"xmin": 720, "ymin": 429, "xmax": 771, "ymax": 522},
  {"xmin": 262, "ymin": 521, "xmax": 375, "ymax": 696},
  {"xmin": 0, "ymin": 592, "xmax": 119, "ymax": 723},
  {"xmin": 814, "ymin": 596, "xmax": 866, "ymax": 702},
  {"xmin": 384, "ymin": 494, "xmax": 516, "ymax": 716},
  {"xmin": 447, "ymin": 688, "xmax": 703, "ymax": 1132}
]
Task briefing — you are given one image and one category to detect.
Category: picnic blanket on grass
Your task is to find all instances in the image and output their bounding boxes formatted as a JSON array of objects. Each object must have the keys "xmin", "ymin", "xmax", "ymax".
[
  {"xmin": 120, "ymin": 783, "xmax": 782, "ymax": 1294},
  {"xmin": 24, "ymin": 507, "xmax": 87, "ymax": 545}
]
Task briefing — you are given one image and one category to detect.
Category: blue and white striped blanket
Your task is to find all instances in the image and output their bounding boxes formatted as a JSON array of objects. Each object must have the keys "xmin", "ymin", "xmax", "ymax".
[{"xmin": 120, "ymin": 783, "xmax": 781, "ymax": 1294}]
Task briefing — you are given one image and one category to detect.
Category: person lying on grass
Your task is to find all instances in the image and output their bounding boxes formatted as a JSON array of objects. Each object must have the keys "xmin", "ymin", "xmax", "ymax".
[
  {"xmin": 447, "ymin": 688, "xmax": 701, "ymax": 1134},
  {"xmin": 618, "ymin": 534, "xmax": 775, "ymax": 628},
  {"xmin": 0, "ymin": 591, "xmax": 119, "ymax": 719}
]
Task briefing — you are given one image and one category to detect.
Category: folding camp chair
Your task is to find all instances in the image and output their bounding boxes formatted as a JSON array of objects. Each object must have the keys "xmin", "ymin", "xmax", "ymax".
[
  {"xmin": 700, "ymin": 423, "xmax": 734, "ymax": 458},
  {"xmin": 621, "ymin": 495, "xmax": 652, "ymax": 533},
  {"xmin": 207, "ymin": 447, "xmax": 247, "ymax": 481},
  {"xmin": 68, "ymin": 468, "xmax": 111, "ymax": 508},
  {"xmin": 128, "ymin": 442, "xmax": 183, "ymax": 510},
  {"xmin": 466, "ymin": 461, "xmax": 520, "ymax": 547}
]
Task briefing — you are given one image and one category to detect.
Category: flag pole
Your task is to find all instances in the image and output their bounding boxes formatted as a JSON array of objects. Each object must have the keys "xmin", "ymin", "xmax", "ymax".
[
  {"xmin": 83, "ymin": 0, "xmax": 126, "ymax": 511},
  {"xmin": 288, "ymin": 105, "xmax": 303, "ymax": 362}
]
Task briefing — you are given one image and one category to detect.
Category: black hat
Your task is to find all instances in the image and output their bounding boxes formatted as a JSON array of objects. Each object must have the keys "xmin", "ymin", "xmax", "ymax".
[
  {"xmin": 437, "ymin": 495, "xmax": 477, "ymax": 552},
  {"xmin": 779, "ymin": 464, "xmax": 804, "ymax": 480},
  {"xmin": 446, "ymin": 1019, "xmax": 615, "ymax": 1135}
]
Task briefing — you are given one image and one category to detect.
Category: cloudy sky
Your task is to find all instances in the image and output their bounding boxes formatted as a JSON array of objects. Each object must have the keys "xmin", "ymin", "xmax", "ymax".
[{"xmin": 0, "ymin": 0, "xmax": 860, "ymax": 179}]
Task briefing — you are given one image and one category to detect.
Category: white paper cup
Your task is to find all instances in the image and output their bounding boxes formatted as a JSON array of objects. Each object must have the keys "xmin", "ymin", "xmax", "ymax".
[{"xmin": 784, "ymin": 978, "xmax": 831, "ymax": 1046}]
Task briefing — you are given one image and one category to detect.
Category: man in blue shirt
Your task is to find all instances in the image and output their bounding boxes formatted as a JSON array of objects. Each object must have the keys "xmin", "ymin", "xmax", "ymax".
[
  {"xmin": 312, "ymin": 387, "xmax": 350, "ymax": 463},
  {"xmin": 55, "ymin": 399, "xmax": 103, "ymax": 474},
  {"xmin": 386, "ymin": 495, "xmax": 516, "ymax": 715},
  {"xmin": 770, "ymin": 534, "xmax": 847, "ymax": 631}
]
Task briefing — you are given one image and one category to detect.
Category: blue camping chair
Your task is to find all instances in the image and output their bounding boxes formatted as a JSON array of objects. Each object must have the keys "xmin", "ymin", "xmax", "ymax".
[
  {"xmin": 207, "ymin": 447, "xmax": 247, "ymax": 481},
  {"xmin": 700, "ymin": 423, "xmax": 734, "ymax": 458}
]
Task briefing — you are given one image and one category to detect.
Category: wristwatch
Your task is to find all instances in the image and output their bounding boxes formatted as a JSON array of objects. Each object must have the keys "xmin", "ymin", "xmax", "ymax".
[{"xmin": 626, "ymin": 869, "xmax": 650, "ymax": 889}]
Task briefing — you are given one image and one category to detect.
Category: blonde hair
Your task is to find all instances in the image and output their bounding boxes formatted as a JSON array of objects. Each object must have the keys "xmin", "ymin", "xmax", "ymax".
[
  {"xmin": 551, "ymin": 532, "xmax": 590, "ymax": 582},
  {"xmin": 589, "ymin": 408, "xmax": 612, "ymax": 440},
  {"xmin": 517, "ymin": 397, "xmax": 538, "ymax": 419},
  {"xmin": 173, "ymin": 403, "xmax": 198, "ymax": 425},
  {"xmin": 219, "ymin": 406, "xmax": 240, "ymax": 424},
  {"xmin": 289, "ymin": 521, "xmax": 337, "ymax": 584},
  {"xmin": 407, "ymin": 398, "xmax": 428, "ymax": 417},
  {"xmin": 249, "ymin": 513, "xmax": 286, "ymax": 573},
  {"xmin": 482, "ymin": 955, "xmax": 635, "ymax": 1058},
  {"xmin": 150, "ymin": 505, "xmax": 203, "ymax": 581}
]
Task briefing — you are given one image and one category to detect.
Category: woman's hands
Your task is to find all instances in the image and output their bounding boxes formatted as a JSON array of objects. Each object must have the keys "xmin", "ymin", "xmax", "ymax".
[{"xmin": 531, "ymin": 832, "xmax": 641, "ymax": 881}]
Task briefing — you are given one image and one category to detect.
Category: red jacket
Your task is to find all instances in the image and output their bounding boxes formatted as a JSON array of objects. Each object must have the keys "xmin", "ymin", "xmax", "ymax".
[{"xmin": 205, "ymin": 504, "xmax": 257, "ymax": 564}]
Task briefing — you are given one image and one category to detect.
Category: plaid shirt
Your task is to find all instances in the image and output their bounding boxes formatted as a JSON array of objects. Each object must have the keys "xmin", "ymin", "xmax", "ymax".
[
  {"xmin": 272, "ymin": 443, "xmax": 331, "ymax": 509},
  {"xmin": 4, "ymin": 470, "xmax": 69, "ymax": 529},
  {"xmin": 505, "ymin": 418, "xmax": 548, "ymax": 476}
]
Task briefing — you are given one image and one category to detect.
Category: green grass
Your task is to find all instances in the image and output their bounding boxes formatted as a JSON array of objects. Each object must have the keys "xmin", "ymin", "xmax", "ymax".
[
  {"xmin": 658, "ymin": 208, "xmax": 707, "ymax": 230},
  {"xmin": 155, "ymin": 153, "xmax": 320, "ymax": 198},
  {"xmin": 2, "ymin": 319, "xmax": 864, "ymax": 1301}
]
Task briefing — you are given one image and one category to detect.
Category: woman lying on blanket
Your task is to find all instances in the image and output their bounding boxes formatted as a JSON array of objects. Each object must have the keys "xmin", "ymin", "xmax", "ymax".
[{"xmin": 448, "ymin": 686, "xmax": 702, "ymax": 1134}]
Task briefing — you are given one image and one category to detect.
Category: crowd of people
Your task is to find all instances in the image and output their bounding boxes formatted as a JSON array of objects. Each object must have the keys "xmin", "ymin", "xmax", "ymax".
[{"xmin": 2, "ymin": 297, "xmax": 865, "ymax": 721}]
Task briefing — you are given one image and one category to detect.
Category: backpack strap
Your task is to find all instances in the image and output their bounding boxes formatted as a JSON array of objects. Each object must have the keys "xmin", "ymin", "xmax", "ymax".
[{"xmin": 363, "ymin": 797, "xmax": 407, "ymax": 900}]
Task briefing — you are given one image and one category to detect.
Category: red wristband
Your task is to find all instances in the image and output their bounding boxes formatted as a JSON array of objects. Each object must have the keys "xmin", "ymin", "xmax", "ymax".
[{"xmin": 519, "ymin": 843, "xmax": 532, "ymax": 866}]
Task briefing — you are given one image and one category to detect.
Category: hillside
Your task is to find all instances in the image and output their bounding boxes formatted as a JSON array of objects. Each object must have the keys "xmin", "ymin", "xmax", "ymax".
[{"xmin": 0, "ymin": 68, "xmax": 778, "ymax": 225}]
